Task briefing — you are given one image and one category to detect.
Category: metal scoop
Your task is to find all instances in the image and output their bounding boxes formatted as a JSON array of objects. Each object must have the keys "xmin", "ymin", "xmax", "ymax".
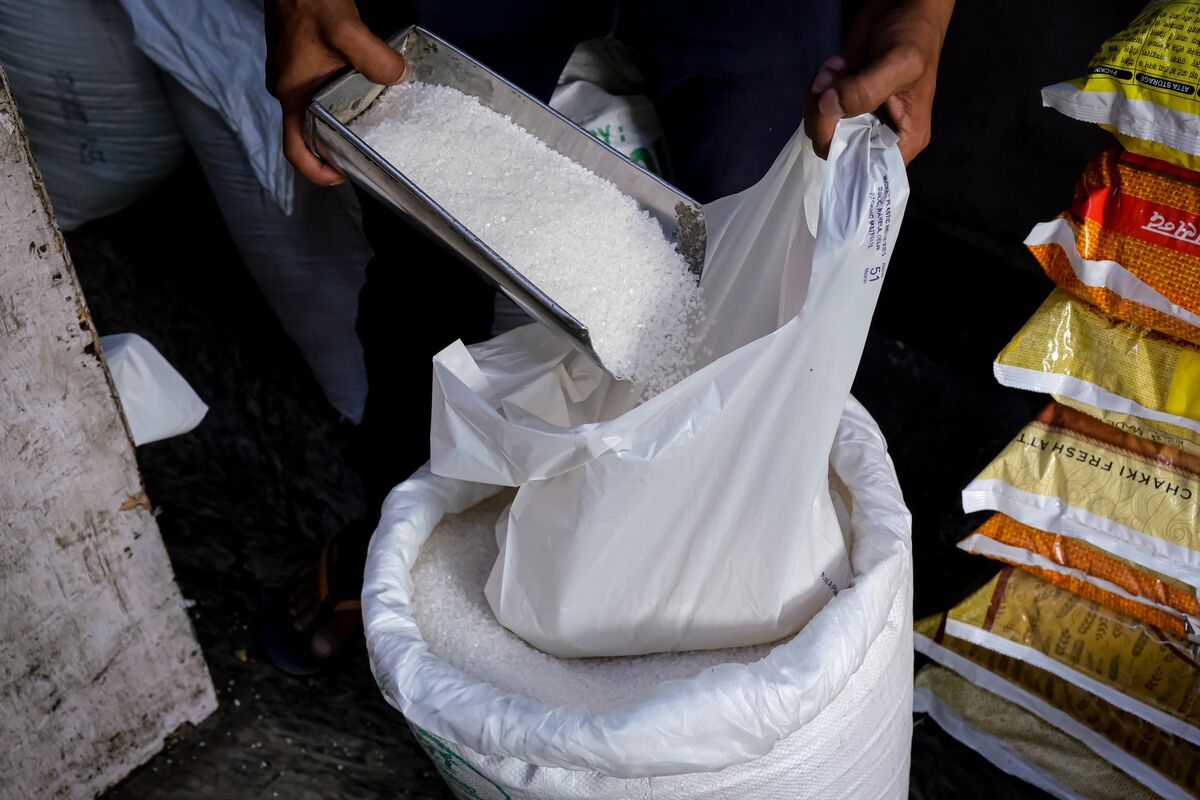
[{"xmin": 306, "ymin": 25, "xmax": 706, "ymax": 371}]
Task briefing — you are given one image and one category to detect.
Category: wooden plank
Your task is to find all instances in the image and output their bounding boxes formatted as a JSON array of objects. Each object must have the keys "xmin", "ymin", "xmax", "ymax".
[{"xmin": 0, "ymin": 65, "xmax": 216, "ymax": 799}]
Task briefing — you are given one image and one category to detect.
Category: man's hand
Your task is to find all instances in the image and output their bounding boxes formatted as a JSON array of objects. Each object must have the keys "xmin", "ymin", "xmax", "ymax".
[
  {"xmin": 267, "ymin": 0, "xmax": 407, "ymax": 185},
  {"xmin": 805, "ymin": 0, "xmax": 954, "ymax": 165}
]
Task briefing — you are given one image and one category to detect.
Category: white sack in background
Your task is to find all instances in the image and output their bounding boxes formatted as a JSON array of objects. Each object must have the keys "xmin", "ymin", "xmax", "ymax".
[
  {"xmin": 116, "ymin": 0, "xmax": 293, "ymax": 213},
  {"xmin": 101, "ymin": 334, "xmax": 207, "ymax": 446},
  {"xmin": 430, "ymin": 116, "xmax": 908, "ymax": 657},
  {"xmin": 0, "ymin": 0, "xmax": 185, "ymax": 230},
  {"xmin": 550, "ymin": 38, "xmax": 667, "ymax": 177},
  {"xmin": 2, "ymin": 2, "xmax": 369, "ymax": 420}
]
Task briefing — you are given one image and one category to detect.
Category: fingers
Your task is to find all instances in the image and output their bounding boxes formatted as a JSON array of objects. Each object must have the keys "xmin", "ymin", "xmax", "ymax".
[
  {"xmin": 323, "ymin": 18, "xmax": 407, "ymax": 86},
  {"xmin": 267, "ymin": 1, "xmax": 404, "ymax": 185},
  {"xmin": 831, "ymin": 44, "xmax": 926, "ymax": 119},
  {"xmin": 805, "ymin": 56, "xmax": 846, "ymax": 160},
  {"xmin": 283, "ymin": 106, "xmax": 345, "ymax": 186},
  {"xmin": 885, "ymin": 94, "xmax": 932, "ymax": 165},
  {"xmin": 807, "ymin": 45, "xmax": 936, "ymax": 163}
]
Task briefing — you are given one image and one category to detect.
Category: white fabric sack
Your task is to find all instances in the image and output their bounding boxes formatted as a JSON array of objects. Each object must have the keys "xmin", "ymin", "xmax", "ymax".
[
  {"xmin": 364, "ymin": 398, "xmax": 913, "ymax": 796},
  {"xmin": 0, "ymin": 0, "xmax": 185, "ymax": 230},
  {"xmin": 430, "ymin": 116, "xmax": 907, "ymax": 656},
  {"xmin": 116, "ymin": 0, "xmax": 294, "ymax": 213},
  {"xmin": 100, "ymin": 333, "xmax": 207, "ymax": 446}
]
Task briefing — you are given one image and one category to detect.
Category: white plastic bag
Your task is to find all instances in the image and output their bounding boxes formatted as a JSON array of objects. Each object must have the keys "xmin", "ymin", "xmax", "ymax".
[
  {"xmin": 0, "ymin": 0, "xmax": 185, "ymax": 230},
  {"xmin": 363, "ymin": 398, "xmax": 913, "ymax": 796},
  {"xmin": 100, "ymin": 333, "xmax": 207, "ymax": 446},
  {"xmin": 430, "ymin": 116, "xmax": 907, "ymax": 656}
]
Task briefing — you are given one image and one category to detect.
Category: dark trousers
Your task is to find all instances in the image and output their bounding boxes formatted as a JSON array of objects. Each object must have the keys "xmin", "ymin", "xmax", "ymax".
[{"xmin": 356, "ymin": 0, "xmax": 840, "ymax": 503}]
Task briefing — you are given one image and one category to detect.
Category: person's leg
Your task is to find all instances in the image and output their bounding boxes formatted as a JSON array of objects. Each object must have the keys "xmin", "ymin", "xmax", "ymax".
[
  {"xmin": 618, "ymin": 0, "xmax": 841, "ymax": 203},
  {"xmin": 162, "ymin": 76, "xmax": 371, "ymax": 424}
]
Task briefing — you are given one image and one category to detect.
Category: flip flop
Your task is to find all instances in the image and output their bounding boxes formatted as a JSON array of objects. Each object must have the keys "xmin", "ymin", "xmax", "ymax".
[{"xmin": 263, "ymin": 521, "xmax": 370, "ymax": 676}]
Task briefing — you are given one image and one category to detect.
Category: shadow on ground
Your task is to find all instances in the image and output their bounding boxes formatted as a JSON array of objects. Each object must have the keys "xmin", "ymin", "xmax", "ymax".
[{"xmin": 79, "ymin": 160, "xmax": 1048, "ymax": 798}]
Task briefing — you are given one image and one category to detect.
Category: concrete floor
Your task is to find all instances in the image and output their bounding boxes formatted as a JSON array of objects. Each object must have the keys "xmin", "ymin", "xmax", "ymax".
[{"xmin": 75, "ymin": 161, "xmax": 1051, "ymax": 798}]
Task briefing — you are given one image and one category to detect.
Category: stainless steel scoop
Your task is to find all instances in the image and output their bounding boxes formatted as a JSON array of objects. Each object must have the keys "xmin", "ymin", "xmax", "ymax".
[{"xmin": 306, "ymin": 25, "xmax": 706, "ymax": 370}]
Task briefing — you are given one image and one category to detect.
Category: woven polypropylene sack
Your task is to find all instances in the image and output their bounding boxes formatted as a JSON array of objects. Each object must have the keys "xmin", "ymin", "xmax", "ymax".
[
  {"xmin": 363, "ymin": 398, "xmax": 913, "ymax": 799},
  {"xmin": 0, "ymin": 0, "xmax": 184, "ymax": 230}
]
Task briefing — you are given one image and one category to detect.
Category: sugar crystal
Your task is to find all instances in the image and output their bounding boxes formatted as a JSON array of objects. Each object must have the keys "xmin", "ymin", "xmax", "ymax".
[
  {"xmin": 353, "ymin": 82, "xmax": 705, "ymax": 396},
  {"xmin": 410, "ymin": 492, "xmax": 775, "ymax": 714}
]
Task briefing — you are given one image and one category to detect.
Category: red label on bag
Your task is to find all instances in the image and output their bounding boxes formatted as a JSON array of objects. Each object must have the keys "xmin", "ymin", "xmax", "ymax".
[{"xmin": 1075, "ymin": 183, "xmax": 1200, "ymax": 256}]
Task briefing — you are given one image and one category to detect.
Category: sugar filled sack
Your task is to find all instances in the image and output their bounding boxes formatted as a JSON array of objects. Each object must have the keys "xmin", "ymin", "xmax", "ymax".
[
  {"xmin": 963, "ymin": 402, "xmax": 1200, "ymax": 587},
  {"xmin": 364, "ymin": 402, "xmax": 914, "ymax": 795},
  {"xmin": 959, "ymin": 513, "xmax": 1200, "ymax": 642},
  {"xmin": 914, "ymin": 665, "xmax": 1165, "ymax": 800},
  {"xmin": 1025, "ymin": 148, "xmax": 1200, "ymax": 345},
  {"xmin": 995, "ymin": 289, "xmax": 1200, "ymax": 434},
  {"xmin": 407, "ymin": 489, "xmax": 777, "ymax": 714},
  {"xmin": 936, "ymin": 567, "xmax": 1200, "ymax": 746},
  {"xmin": 429, "ymin": 116, "xmax": 907, "ymax": 657},
  {"xmin": 1042, "ymin": 2, "xmax": 1200, "ymax": 169}
]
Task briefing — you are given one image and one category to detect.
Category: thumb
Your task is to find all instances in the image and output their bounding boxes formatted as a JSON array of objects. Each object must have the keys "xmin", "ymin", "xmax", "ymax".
[
  {"xmin": 325, "ymin": 20, "xmax": 407, "ymax": 86},
  {"xmin": 825, "ymin": 45, "xmax": 924, "ymax": 118}
]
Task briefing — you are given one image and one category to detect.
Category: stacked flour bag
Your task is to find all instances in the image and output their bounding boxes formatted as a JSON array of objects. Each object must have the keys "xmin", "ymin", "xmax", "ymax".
[
  {"xmin": 920, "ymin": 409, "xmax": 1200, "ymax": 799},
  {"xmin": 916, "ymin": 6, "xmax": 1200, "ymax": 798}
]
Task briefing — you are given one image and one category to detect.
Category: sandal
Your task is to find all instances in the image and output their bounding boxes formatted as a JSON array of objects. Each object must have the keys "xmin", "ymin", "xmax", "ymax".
[{"xmin": 263, "ymin": 519, "xmax": 372, "ymax": 676}]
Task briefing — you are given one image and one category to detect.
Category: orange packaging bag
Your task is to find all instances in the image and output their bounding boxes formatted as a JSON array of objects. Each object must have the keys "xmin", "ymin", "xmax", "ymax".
[
  {"xmin": 1025, "ymin": 148, "xmax": 1200, "ymax": 346},
  {"xmin": 960, "ymin": 512, "xmax": 1200, "ymax": 642}
]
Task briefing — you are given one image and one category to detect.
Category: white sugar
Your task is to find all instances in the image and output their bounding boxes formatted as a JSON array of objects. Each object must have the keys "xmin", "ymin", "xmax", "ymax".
[
  {"xmin": 353, "ymin": 82, "xmax": 705, "ymax": 396},
  {"xmin": 410, "ymin": 492, "xmax": 775, "ymax": 714}
]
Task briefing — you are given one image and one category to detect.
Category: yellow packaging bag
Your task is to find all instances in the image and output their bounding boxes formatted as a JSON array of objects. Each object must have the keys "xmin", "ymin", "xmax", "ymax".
[
  {"xmin": 1042, "ymin": 1, "xmax": 1200, "ymax": 165},
  {"xmin": 915, "ymin": 615, "xmax": 1200, "ymax": 798},
  {"xmin": 940, "ymin": 567, "xmax": 1200, "ymax": 745},
  {"xmin": 995, "ymin": 288, "xmax": 1200, "ymax": 432},
  {"xmin": 963, "ymin": 402, "xmax": 1200, "ymax": 586},
  {"xmin": 960, "ymin": 513, "xmax": 1200, "ymax": 642},
  {"xmin": 1025, "ymin": 148, "xmax": 1200, "ymax": 346},
  {"xmin": 1055, "ymin": 393, "xmax": 1200, "ymax": 458},
  {"xmin": 914, "ymin": 665, "xmax": 1164, "ymax": 800}
]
